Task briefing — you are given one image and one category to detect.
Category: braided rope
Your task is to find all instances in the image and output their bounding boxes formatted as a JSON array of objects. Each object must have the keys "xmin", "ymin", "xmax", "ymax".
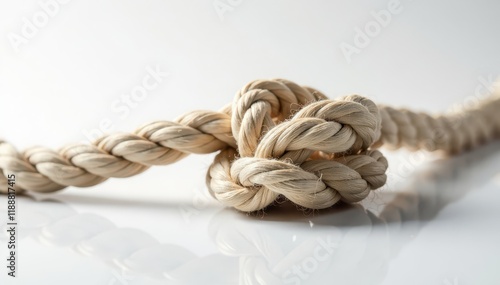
[{"xmin": 2, "ymin": 79, "xmax": 500, "ymax": 211}]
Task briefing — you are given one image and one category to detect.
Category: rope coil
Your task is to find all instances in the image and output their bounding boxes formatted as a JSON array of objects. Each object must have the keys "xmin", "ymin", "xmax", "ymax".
[{"xmin": 1, "ymin": 79, "xmax": 499, "ymax": 211}]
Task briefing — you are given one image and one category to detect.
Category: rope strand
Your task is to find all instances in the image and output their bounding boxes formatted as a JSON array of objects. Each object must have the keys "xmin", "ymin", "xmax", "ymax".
[{"xmin": 2, "ymin": 79, "xmax": 499, "ymax": 211}]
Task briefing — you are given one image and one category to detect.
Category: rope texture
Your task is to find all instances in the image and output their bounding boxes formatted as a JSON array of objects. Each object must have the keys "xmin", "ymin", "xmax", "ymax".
[{"xmin": 1, "ymin": 79, "xmax": 500, "ymax": 211}]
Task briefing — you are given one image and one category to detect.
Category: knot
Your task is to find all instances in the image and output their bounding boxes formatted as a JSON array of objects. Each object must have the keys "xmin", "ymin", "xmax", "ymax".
[
  {"xmin": 231, "ymin": 79, "xmax": 327, "ymax": 157},
  {"xmin": 207, "ymin": 91, "xmax": 387, "ymax": 212},
  {"xmin": 287, "ymin": 95, "xmax": 382, "ymax": 154},
  {"xmin": 2, "ymin": 78, "xmax": 499, "ymax": 200}
]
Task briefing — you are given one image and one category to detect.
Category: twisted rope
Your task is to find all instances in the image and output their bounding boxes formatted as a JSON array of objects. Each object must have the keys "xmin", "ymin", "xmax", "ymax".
[
  {"xmin": 2, "ymin": 79, "xmax": 500, "ymax": 211},
  {"xmin": 4, "ymin": 141, "xmax": 495, "ymax": 284}
]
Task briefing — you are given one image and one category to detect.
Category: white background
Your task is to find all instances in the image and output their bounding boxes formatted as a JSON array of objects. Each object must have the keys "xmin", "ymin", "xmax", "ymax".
[{"xmin": 1, "ymin": 0, "xmax": 500, "ymax": 284}]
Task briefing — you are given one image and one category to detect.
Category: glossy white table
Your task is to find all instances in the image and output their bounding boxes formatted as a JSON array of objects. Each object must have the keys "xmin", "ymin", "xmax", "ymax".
[{"xmin": 1, "ymin": 1, "xmax": 500, "ymax": 284}]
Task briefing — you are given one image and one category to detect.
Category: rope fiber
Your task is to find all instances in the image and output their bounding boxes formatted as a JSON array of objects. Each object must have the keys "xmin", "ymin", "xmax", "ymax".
[{"xmin": 1, "ymin": 79, "xmax": 499, "ymax": 211}]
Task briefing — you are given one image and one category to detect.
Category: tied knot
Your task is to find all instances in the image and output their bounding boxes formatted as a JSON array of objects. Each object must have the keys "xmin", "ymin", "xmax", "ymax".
[
  {"xmin": 231, "ymin": 79, "xmax": 328, "ymax": 157},
  {"xmin": 2, "ymin": 78, "xmax": 497, "ymax": 204},
  {"xmin": 207, "ymin": 84, "xmax": 387, "ymax": 212}
]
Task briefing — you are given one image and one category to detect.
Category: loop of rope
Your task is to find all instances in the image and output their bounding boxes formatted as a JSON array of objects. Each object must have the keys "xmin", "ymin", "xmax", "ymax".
[{"xmin": 1, "ymin": 79, "xmax": 500, "ymax": 211}]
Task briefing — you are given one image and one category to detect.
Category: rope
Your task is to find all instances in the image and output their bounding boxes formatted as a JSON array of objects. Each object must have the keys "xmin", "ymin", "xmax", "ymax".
[
  {"xmin": 1, "ymin": 79, "xmax": 499, "ymax": 211},
  {"xmin": 8, "ymin": 141, "xmax": 496, "ymax": 283}
]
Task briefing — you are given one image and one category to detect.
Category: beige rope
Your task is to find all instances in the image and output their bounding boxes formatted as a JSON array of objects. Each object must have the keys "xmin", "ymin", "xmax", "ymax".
[{"xmin": 2, "ymin": 79, "xmax": 500, "ymax": 211}]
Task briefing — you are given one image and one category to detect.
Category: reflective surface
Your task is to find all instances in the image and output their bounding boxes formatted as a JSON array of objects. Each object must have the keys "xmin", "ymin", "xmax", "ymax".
[
  {"xmin": 2, "ymin": 0, "xmax": 500, "ymax": 284},
  {"xmin": 1, "ymin": 142, "xmax": 500, "ymax": 285}
]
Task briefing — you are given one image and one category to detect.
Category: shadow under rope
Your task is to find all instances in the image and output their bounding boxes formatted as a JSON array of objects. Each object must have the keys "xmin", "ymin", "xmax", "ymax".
[
  {"xmin": 0, "ymin": 141, "xmax": 499, "ymax": 284},
  {"xmin": 214, "ymin": 139, "xmax": 500, "ymax": 225},
  {"xmin": 207, "ymin": 141, "xmax": 500, "ymax": 284}
]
